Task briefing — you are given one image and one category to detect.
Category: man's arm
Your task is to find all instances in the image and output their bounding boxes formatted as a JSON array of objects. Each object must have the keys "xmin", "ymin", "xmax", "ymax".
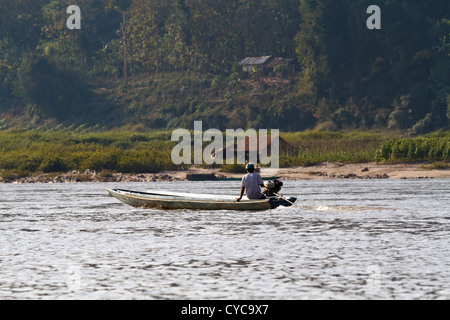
[{"xmin": 236, "ymin": 186, "xmax": 245, "ymax": 202}]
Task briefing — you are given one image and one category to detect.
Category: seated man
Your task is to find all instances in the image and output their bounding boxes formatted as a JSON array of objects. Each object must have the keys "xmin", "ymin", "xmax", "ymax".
[{"xmin": 236, "ymin": 163, "xmax": 266, "ymax": 201}]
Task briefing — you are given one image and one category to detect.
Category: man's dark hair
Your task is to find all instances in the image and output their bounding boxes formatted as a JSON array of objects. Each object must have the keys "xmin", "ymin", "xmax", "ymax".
[{"xmin": 247, "ymin": 167, "xmax": 255, "ymax": 173}]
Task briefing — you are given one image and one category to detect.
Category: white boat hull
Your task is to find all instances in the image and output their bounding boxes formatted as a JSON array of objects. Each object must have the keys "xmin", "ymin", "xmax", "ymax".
[{"xmin": 107, "ymin": 189, "xmax": 296, "ymax": 211}]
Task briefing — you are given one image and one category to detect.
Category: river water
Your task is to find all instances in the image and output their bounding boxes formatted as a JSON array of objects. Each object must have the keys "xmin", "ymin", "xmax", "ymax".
[{"xmin": 0, "ymin": 179, "xmax": 449, "ymax": 300}]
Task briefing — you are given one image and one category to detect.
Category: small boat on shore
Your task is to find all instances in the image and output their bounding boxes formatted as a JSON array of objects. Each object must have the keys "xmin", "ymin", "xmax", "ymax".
[{"xmin": 107, "ymin": 188, "xmax": 297, "ymax": 211}]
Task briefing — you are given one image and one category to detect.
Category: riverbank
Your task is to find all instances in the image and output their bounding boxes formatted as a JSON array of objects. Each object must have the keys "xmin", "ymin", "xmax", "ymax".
[
  {"xmin": 277, "ymin": 162, "xmax": 450, "ymax": 180},
  {"xmin": 1, "ymin": 130, "xmax": 448, "ymax": 183},
  {"xmin": 1, "ymin": 162, "xmax": 448, "ymax": 183}
]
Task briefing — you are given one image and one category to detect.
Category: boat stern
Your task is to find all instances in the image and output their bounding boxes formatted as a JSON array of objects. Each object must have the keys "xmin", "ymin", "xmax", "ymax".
[{"xmin": 269, "ymin": 196, "xmax": 297, "ymax": 208}]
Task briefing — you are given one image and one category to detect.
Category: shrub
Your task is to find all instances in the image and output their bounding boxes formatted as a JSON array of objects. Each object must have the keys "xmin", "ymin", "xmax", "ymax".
[
  {"xmin": 219, "ymin": 163, "xmax": 247, "ymax": 173},
  {"xmin": 376, "ymin": 137, "xmax": 450, "ymax": 162},
  {"xmin": 38, "ymin": 157, "xmax": 68, "ymax": 173}
]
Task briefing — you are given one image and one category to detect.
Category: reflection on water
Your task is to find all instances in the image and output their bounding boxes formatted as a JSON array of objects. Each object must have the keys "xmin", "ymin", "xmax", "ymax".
[{"xmin": 0, "ymin": 179, "xmax": 449, "ymax": 299}]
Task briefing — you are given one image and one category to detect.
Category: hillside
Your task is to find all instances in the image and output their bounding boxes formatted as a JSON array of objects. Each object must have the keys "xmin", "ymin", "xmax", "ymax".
[{"xmin": 0, "ymin": 0, "xmax": 449, "ymax": 132}]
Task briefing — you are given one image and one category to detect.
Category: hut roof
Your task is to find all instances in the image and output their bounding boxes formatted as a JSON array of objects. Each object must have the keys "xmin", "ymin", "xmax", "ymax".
[{"xmin": 239, "ymin": 56, "xmax": 273, "ymax": 66}]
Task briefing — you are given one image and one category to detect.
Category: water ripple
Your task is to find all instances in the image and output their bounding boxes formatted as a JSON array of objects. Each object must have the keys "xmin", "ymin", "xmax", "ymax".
[{"xmin": 0, "ymin": 180, "xmax": 449, "ymax": 299}]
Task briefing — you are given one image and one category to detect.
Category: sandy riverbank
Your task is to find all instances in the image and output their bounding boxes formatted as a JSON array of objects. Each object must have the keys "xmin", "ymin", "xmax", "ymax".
[
  {"xmin": 1, "ymin": 162, "xmax": 448, "ymax": 184},
  {"xmin": 276, "ymin": 162, "xmax": 450, "ymax": 180}
]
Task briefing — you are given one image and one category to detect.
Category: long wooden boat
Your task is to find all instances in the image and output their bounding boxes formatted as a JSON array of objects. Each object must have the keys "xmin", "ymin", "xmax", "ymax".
[{"xmin": 107, "ymin": 188, "xmax": 297, "ymax": 211}]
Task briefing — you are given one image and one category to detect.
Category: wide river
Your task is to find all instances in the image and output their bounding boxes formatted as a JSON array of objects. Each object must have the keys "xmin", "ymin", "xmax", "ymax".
[{"xmin": 0, "ymin": 179, "xmax": 449, "ymax": 300}]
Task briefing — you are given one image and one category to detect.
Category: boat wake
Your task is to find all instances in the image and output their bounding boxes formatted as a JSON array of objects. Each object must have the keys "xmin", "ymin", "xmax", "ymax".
[
  {"xmin": 269, "ymin": 204, "xmax": 299, "ymax": 213},
  {"xmin": 308, "ymin": 204, "xmax": 388, "ymax": 213}
]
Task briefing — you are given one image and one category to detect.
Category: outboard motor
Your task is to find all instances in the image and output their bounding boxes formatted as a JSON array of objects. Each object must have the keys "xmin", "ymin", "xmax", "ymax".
[{"xmin": 263, "ymin": 180, "xmax": 283, "ymax": 197}]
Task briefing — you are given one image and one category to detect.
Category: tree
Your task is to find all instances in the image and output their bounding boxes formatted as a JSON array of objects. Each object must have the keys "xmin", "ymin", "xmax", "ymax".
[
  {"xmin": 0, "ymin": 0, "xmax": 48, "ymax": 49},
  {"xmin": 125, "ymin": 0, "xmax": 171, "ymax": 73},
  {"xmin": 15, "ymin": 53, "xmax": 89, "ymax": 119},
  {"xmin": 108, "ymin": 0, "xmax": 132, "ymax": 85},
  {"xmin": 447, "ymin": 95, "xmax": 450, "ymax": 122},
  {"xmin": 295, "ymin": 0, "xmax": 352, "ymax": 116}
]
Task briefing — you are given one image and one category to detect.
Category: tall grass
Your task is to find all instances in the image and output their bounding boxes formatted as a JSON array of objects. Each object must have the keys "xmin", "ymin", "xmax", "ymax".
[
  {"xmin": 0, "ymin": 130, "xmax": 448, "ymax": 178},
  {"xmin": 0, "ymin": 130, "xmax": 180, "ymax": 177},
  {"xmin": 375, "ymin": 136, "xmax": 450, "ymax": 162},
  {"xmin": 280, "ymin": 131, "xmax": 393, "ymax": 166}
]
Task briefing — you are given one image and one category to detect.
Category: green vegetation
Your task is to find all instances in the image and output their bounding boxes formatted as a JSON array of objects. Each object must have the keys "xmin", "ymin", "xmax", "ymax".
[
  {"xmin": 219, "ymin": 164, "xmax": 247, "ymax": 174},
  {"xmin": 0, "ymin": 130, "xmax": 181, "ymax": 178},
  {"xmin": 0, "ymin": 130, "xmax": 448, "ymax": 179},
  {"xmin": 375, "ymin": 132, "xmax": 450, "ymax": 162},
  {"xmin": 0, "ymin": 1, "xmax": 448, "ymax": 132},
  {"xmin": 281, "ymin": 131, "xmax": 392, "ymax": 166}
]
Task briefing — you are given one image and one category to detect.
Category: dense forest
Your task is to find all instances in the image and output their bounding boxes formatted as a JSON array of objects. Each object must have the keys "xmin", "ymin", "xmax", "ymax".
[{"xmin": 0, "ymin": 0, "xmax": 449, "ymax": 133}]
